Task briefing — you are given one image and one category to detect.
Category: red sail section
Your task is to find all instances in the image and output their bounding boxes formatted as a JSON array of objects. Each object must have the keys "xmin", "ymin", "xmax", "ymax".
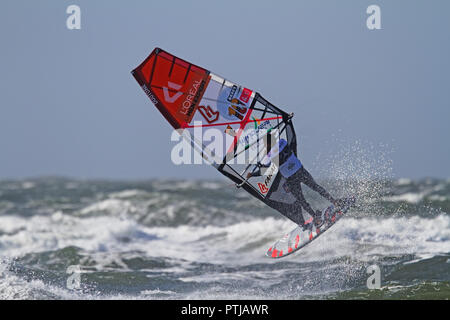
[{"xmin": 131, "ymin": 48, "xmax": 210, "ymax": 129}]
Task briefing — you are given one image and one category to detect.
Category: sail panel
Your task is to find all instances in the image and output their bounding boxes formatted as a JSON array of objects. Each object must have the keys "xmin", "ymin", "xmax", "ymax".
[{"xmin": 132, "ymin": 48, "xmax": 303, "ymax": 225}]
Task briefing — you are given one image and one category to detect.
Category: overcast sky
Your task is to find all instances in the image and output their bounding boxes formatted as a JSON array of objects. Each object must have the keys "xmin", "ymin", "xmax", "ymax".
[{"xmin": 1, "ymin": 0, "xmax": 449, "ymax": 180}]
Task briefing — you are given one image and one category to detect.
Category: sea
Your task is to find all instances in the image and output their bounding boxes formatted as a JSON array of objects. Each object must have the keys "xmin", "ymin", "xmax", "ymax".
[{"xmin": 0, "ymin": 175, "xmax": 448, "ymax": 300}]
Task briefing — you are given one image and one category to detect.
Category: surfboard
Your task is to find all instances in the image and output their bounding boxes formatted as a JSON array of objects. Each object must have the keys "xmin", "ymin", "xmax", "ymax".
[{"xmin": 266, "ymin": 196, "xmax": 356, "ymax": 259}]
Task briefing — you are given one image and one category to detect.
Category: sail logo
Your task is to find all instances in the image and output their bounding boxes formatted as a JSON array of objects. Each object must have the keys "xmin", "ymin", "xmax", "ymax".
[
  {"xmin": 258, "ymin": 183, "xmax": 269, "ymax": 194},
  {"xmin": 263, "ymin": 162, "xmax": 277, "ymax": 184},
  {"xmin": 163, "ymin": 81, "xmax": 183, "ymax": 103},
  {"xmin": 198, "ymin": 105, "xmax": 219, "ymax": 124},
  {"xmin": 227, "ymin": 98, "xmax": 247, "ymax": 120},
  {"xmin": 257, "ymin": 162, "xmax": 278, "ymax": 195},
  {"xmin": 177, "ymin": 79, "xmax": 206, "ymax": 123},
  {"xmin": 141, "ymin": 84, "xmax": 159, "ymax": 106},
  {"xmin": 218, "ymin": 86, "xmax": 251, "ymax": 121}
]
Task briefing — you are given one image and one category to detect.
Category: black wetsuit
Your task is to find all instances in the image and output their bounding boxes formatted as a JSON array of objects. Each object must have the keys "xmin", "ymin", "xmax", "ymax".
[
  {"xmin": 253, "ymin": 139, "xmax": 335, "ymax": 219},
  {"xmin": 286, "ymin": 167, "xmax": 335, "ymax": 217}
]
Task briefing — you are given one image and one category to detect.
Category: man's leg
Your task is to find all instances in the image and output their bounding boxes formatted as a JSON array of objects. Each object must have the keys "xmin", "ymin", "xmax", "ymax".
[
  {"xmin": 286, "ymin": 173, "xmax": 317, "ymax": 218},
  {"xmin": 297, "ymin": 167, "xmax": 336, "ymax": 204}
]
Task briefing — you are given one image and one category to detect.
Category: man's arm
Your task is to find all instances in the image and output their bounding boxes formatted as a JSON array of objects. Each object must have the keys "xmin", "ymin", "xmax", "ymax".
[
  {"xmin": 246, "ymin": 133, "xmax": 281, "ymax": 179},
  {"xmin": 246, "ymin": 162, "xmax": 270, "ymax": 179}
]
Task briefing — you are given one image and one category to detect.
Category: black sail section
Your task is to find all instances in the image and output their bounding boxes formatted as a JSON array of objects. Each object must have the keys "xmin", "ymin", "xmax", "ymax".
[{"xmin": 218, "ymin": 94, "xmax": 304, "ymax": 225}]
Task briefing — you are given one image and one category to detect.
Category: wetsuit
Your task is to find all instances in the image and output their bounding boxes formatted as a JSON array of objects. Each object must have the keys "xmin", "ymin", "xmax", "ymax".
[{"xmin": 252, "ymin": 139, "xmax": 335, "ymax": 218}]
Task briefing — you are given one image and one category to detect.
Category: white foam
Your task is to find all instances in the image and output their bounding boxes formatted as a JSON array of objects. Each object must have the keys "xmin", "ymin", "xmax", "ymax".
[
  {"xmin": 109, "ymin": 189, "xmax": 149, "ymax": 199},
  {"xmin": 79, "ymin": 199, "xmax": 137, "ymax": 216},
  {"xmin": 428, "ymin": 195, "xmax": 448, "ymax": 202},
  {"xmin": 0, "ymin": 212, "xmax": 448, "ymax": 267},
  {"xmin": 395, "ymin": 178, "xmax": 412, "ymax": 186},
  {"xmin": 383, "ymin": 192, "xmax": 425, "ymax": 204},
  {"xmin": 21, "ymin": 182, "xmax": 35, "ymax": 189},
  {"xmin": 0, "ymin": 258, "xmax": 145, "ymax": 300},
  {"xmin": 0, "ymin": 210, "xmax": 449, "ymax": 300},
  {"xmin": 140, "ymin": 289, "xmax": 177, "ymax": 296}
]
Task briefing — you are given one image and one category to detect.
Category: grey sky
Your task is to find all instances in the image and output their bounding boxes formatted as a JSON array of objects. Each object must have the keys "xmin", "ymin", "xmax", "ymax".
[{"xmin": 1, "ymin": 0, "xmax": 449, "ymax": 180}]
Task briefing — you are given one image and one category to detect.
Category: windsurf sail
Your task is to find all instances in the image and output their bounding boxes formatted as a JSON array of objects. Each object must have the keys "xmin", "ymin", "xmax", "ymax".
[{"xmin": 132, "ymin": 48, "xmax": 302, "ymax": 224}]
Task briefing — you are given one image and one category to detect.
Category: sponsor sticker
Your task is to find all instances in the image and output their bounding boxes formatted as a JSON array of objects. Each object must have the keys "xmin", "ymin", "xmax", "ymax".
[
  {"xmin": 258, "ymin": 183, "xmax": 269, "ymax": 194},
  {"xmin": 217, "ymin": 86, "xmax": 251, "ymax": 121},
  {"xmin": 227, "ymin": 85, "xmax": 238, "ymax": 102},
  {"xmin": 239, "ymin": 88, "xmax": 252, "ymax": 103},
  {"xmin": 257, "ymin": 162, "xmax": 278, "ymax": 195},
  {"xmin": 177, "ymin": 79, "xmax": 206, "ymax": 123}
]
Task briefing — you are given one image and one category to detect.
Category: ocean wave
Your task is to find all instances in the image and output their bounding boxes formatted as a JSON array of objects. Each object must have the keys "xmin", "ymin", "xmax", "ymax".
[
  {"xmin": 1, "ymin": 210, "xmax": 448, "ymax": 264},
  {"xmin": 0, "ymin": 177, "xmax": 449, "ymax": 299}
]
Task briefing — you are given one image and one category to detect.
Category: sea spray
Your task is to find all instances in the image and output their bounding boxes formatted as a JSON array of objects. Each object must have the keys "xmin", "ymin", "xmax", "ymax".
[{"xmin": 312, "ymin": 139, "xmax": 395, "ymax": 218}]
